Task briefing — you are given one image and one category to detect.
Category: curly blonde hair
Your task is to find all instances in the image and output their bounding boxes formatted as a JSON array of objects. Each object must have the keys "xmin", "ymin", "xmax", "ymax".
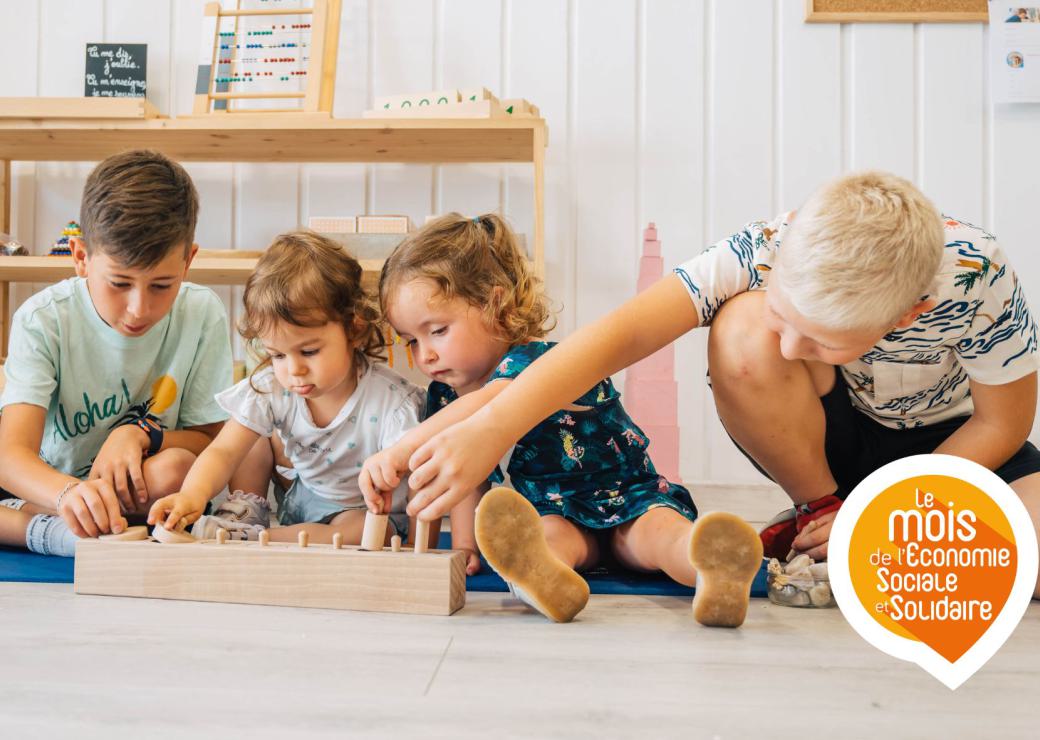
[
  {"xmin": 379, "ymin": 213, "xmax": 555, "ymax": 344},
  {"xmin": 241, "ymin": 230, "xmax": 385, "ymax": 389}
]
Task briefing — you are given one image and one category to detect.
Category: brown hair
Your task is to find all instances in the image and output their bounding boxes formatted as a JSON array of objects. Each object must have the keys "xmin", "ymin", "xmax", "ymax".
[
  {"xmin": 240, "ymin": 231, "xmax": 385, "ymax": 388},
  {"xmin": 379, "ymin": 213, "xmax": 555, "ymax": 344},
  {"xmin": 79, "ymin": 149, "xmax": 198, "ymax": 269}
]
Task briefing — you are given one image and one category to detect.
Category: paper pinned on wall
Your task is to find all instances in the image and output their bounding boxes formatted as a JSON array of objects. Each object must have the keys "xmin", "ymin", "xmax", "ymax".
[{"xmin": 990, "ymin": 2, "xmax": 1040, "ymax": 102}]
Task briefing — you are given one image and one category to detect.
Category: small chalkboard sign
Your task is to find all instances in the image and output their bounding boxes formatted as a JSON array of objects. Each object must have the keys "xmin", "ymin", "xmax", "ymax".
[{"xmin": 84, "ymin": 43, "xmax": 147, "ymax": 98}]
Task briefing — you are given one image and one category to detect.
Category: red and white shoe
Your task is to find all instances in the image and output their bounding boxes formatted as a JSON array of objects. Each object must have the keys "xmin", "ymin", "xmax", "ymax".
[{"xmin": 758, "ymin": 494, "xmax": 843, "ymax": 560}]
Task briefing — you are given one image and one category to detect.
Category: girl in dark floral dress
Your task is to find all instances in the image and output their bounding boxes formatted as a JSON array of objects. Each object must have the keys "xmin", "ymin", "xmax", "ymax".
[{"xmin": 360, "ymin": 213, "xmax": 762, "ymax": 626}]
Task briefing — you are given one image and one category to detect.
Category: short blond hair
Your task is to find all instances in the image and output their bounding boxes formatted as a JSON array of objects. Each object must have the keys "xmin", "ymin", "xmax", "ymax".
[
  {"xmin": 379, "ymin": 213, "xmax": 555, "ymax": 345},
  {"xmin": 774, "ymin": 171, "xmax": 944, "ymax": 331}
]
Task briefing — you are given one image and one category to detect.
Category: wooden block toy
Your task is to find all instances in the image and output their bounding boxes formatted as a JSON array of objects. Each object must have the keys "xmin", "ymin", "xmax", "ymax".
[
  {"xmin": 414, "ymin": 519, "xmax": 430, "ymax": 555},
  {"xmin": 308, "ymin": 216, "xmax": 356, "ymax": 234},
  {"xmin": 374, "ymin": 89, "xmax": 460, "ymax": 111},
  {"xmin": 391, "ymin": 535, "xmax": 402, "ymax": 552},
  {"xmin": 216, "ymin": 527, "xmax": 229, "ymax": 545},
  {"xmin": 501, "ymin": 98, "xmax": 539, "ymax": 117},
  {"xmin": 637, "ymin": 256, "xmax": 665, "ymax": 291},
  {"xmin": 625, "ymin": 221, "xmax": 681, "ymax": 478},
  {"xmin": 259, "ymin": 529, "xmax": 271, "ymax": 546},
  {"xmin": 74, "ymin": 535, "xmax": 466, "ymax": 616},
  {"xmin": 641, "ymin": 424, "xmax": 680, "ymax": 482},
  {"xmin": 298, "ymin": 531, "xmax": 309, "ymax": 548},
  {"xmin": 360, "ymin": 512, "xmax": 388, "ymax": 551},
  {"xmin": 629, "ymin": 344, "xmax": 675, "ymax": 380},
  {"xmin": 332, "ymin": 531, "xmax": 342, "ymax": 549},
  {"xmin": 642, "ymin": 225, "xmax": 661, "ymax": 256},
  {"xmin": 356, "ymin": 215, "xmax": 413, "ymax": 235},
  {"xmin": 362, "ymin": 98, "xmax": 507, "ymax": 119},
  {"xmin": 459, "ymin": 87, "xmax": 492, "ymax": 103},
  {"xmin": 625, "ymin": 379, "xmax": 678, "ymax": 427},
  {"xmin": 100, "ymin": 525, "xmax": 148, "ymax": 542}
]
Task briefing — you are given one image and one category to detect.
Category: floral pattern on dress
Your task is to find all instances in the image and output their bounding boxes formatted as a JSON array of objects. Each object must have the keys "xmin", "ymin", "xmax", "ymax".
[{"xmin": 425, "ymin": 342, "xmax": 697, "ymax": 529}]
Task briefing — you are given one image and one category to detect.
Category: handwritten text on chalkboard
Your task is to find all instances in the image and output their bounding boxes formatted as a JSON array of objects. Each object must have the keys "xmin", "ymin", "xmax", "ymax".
[{"xmin": 85, "ymin": 44, "xmax": 147, "ymax": 98}]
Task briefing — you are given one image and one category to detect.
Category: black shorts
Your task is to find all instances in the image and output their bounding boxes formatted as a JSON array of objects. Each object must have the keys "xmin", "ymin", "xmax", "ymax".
[{"xmin": 733, "ymin": 367, "xmax": 1040, "ymax": 496}]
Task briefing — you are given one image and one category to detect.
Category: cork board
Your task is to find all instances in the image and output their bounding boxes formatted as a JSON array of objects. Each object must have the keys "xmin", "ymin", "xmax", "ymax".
[{"xmin": 805, "ymin": 0, "xmax": 988, "ymax": 23}]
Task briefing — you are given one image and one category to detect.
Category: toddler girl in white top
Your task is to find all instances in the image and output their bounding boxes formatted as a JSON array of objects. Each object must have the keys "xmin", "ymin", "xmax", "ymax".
[{"xmin": 149, "ymin": 231, "xmax": 424, "ymax": 544}]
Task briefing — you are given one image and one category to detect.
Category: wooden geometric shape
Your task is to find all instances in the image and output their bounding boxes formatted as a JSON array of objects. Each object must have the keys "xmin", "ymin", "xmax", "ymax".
[
  {"xmin": 359, "ymin": 512, "xmax": 388, "ymax": 551},
  {"xmin": 625, "ymin": 379, "xmax": 678, "ymax": 426},
  {"xmin": 356, "ymin": 215, "xmax": 412, "ymax": 234},
  {"xmin": 152, "ymin": 524, "xmax": 197, "ymax": 544},
  {"xmin": 99, "ymin": 525, "xmax": 148, "ymax": 542}
]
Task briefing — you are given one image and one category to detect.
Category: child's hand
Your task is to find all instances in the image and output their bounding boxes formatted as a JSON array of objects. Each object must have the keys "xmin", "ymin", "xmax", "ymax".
[
  {"xmin": 147, "ymin": 491, "xmax": 209, "ymax": 531},
  {"xmin": 456, "ymin": 545, "xmax": 481, "ymax": 576},
  {"xmin": 359, "ymin": 445, "xmax": 411, "ymax": 514},
  {"xmin": 407, "ymin": 418, "xmax": 505, "ymax": 520},
  {"xmin": 791, "ymin": 512, "xmax": 836, "ymax": 561},
  {"xmin": 57, "ymin": 479, "xmax": 128, "ymax": 538},
  {"xmin": 90, "ymin": 423, "xmax": 150, "ymax": 513}
]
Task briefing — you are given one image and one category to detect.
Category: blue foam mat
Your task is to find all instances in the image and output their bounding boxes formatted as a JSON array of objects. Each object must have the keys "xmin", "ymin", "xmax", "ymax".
[
  {"xmin": 0, "ymin": 546, "xmax": 75, "ymax": 583},
  {"xmin": 0, "ymin": 536, "xmax": 769, "ymax": 597}
]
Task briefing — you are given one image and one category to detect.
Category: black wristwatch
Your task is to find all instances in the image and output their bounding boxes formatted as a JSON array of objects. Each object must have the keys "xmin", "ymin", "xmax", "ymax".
[{"xmin": 132, "ymin": 417, "xmax": 164, "ymax": 457}]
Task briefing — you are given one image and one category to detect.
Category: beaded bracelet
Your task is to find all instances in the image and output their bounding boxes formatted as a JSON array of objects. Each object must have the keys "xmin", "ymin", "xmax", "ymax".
[{"xmin": 54, "ymin": 480, "xmax": 77, "ymax": 511}]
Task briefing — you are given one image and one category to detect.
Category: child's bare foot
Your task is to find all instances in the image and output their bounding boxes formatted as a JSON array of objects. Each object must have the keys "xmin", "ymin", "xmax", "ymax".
[
  {"xmin": 475, "ymin": 487, "xmax": 590, "ymax": 623},
  {"xmin": 688, "ymin": 511, "xmax": 763, "ymax": 627}
]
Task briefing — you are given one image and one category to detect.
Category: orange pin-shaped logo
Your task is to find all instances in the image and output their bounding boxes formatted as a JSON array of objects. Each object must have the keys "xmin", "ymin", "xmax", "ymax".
[{"xmin": 829, "ymin": 454, "xmax": 1038, "ymax": 689}]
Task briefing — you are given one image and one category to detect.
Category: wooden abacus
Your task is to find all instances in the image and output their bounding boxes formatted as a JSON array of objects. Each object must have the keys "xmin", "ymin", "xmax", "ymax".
[
  {"xmin": 74, "ymin": 513, "xmax": 465, "ymax": 616},
  {"xmin": 193, "ymin": 0, "xmax": 341, "ymax": 115}
]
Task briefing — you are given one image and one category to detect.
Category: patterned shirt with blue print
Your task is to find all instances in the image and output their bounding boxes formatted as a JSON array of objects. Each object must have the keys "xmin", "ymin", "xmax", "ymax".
[{"xmin": 674, "ymin": 214, "xmax": 1039, "ymax": 429}]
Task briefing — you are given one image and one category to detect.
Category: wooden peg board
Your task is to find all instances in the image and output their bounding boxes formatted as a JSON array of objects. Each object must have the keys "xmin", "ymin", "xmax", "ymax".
[{"xmin": 74, "ymin": 537, "xmax": 466, "ymax": 616}]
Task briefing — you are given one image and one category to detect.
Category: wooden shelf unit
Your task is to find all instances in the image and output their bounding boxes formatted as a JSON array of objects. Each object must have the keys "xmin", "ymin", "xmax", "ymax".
[
  {"xmin": 0, "ymin": 114, "xmax": 548, "ymax": 353},
  {"xmin": 0, "ymin": 254, "xmax": 382, "ymax": 293}
]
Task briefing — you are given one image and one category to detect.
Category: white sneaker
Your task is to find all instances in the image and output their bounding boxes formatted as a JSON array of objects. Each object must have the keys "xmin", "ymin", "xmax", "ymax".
[
  {"xmin": 191, "ymin": 515, "xmax": 265, "ymax": 541},
  {"xmin": 506, "ymin": 581, "xmax": 556, "ymax": 621},
  {"xmin": 210, "ymin": 490, "xmax": 271, "ymax": 527}
]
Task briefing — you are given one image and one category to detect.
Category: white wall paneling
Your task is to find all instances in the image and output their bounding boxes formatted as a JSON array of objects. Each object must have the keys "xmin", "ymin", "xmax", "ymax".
[
  {"xmin": 702, "ymin": 0, "xmax": 775, "ymax": 481},
  {"xmin": 1, "ymin": 0, "xmax": 1037, "ymax": 483},
  {"xmin": 503, "ymin": 0, "xmax": 571, "ymax": 333},
  {"xmin": 370, "ymin": 0, "xmax": 435, "ymax": 227}
]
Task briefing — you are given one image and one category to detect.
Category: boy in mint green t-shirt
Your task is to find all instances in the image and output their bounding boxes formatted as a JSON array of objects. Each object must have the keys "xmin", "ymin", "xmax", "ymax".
[{"xmin": 0, "ymin": 150, "xmax": 232, "ymax": 556}]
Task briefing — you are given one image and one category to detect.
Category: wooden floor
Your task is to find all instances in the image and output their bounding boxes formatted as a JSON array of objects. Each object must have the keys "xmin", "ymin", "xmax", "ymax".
[
  {"xmin": 0, "ymin": 582, "xmax": 1037, "ymax": 739},
  {"xmin": 2, "ymin": 483, "xmax": 1036, "ymax": 738}
]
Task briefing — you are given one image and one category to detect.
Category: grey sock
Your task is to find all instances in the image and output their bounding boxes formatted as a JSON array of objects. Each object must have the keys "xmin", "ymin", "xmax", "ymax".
[{"xmin": 25, "ymin": 514, "xmax": 79, "ymax": 558}]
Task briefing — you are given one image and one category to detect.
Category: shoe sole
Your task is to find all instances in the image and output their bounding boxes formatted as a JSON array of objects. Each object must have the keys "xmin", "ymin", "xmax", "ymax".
[
  {"xmin": 475, "ymin": 487, "xmax": 590, "ymax": 623},
  {"xmin": 689, "ymin": 511, "xmax": 763, "ymax": 628}
]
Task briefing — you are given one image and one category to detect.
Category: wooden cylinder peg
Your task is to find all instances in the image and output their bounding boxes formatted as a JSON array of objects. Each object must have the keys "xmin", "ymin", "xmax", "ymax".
[
  {"xmin": 332, "ymin": 532, "xmax": 343, "ymax": 550},
  {"xmin": 259, "ymin": 529, "xmax": 270, "ymax": 546},
  {"xmin": 390, "ymin": 534, "xmax": 402, "ymax": 552},
  {"xmin": 360, "ymin": 512, "xmax": 389, "ymax": 551},
  {"xmin": 414, "ymin": 518, "xmax": 430, "ymax": 554},
  {"xmin": 216, "ymin": 528, "xmax": 229, "ymax": 545},
  {"xmin": 298, "ymin": 531, "xmax": 309, "ymax": 548}
]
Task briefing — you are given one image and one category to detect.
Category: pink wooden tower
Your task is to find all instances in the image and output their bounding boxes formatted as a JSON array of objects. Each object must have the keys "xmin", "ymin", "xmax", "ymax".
[{"xmin": 623, "ymin": 223, "xmax": 680, "ymax": 482}]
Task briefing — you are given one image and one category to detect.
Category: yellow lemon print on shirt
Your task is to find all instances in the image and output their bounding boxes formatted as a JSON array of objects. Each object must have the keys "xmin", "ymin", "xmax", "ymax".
[{"xmin": 150, "ymin": 375, "xmax": 178, "ymax": 414}]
